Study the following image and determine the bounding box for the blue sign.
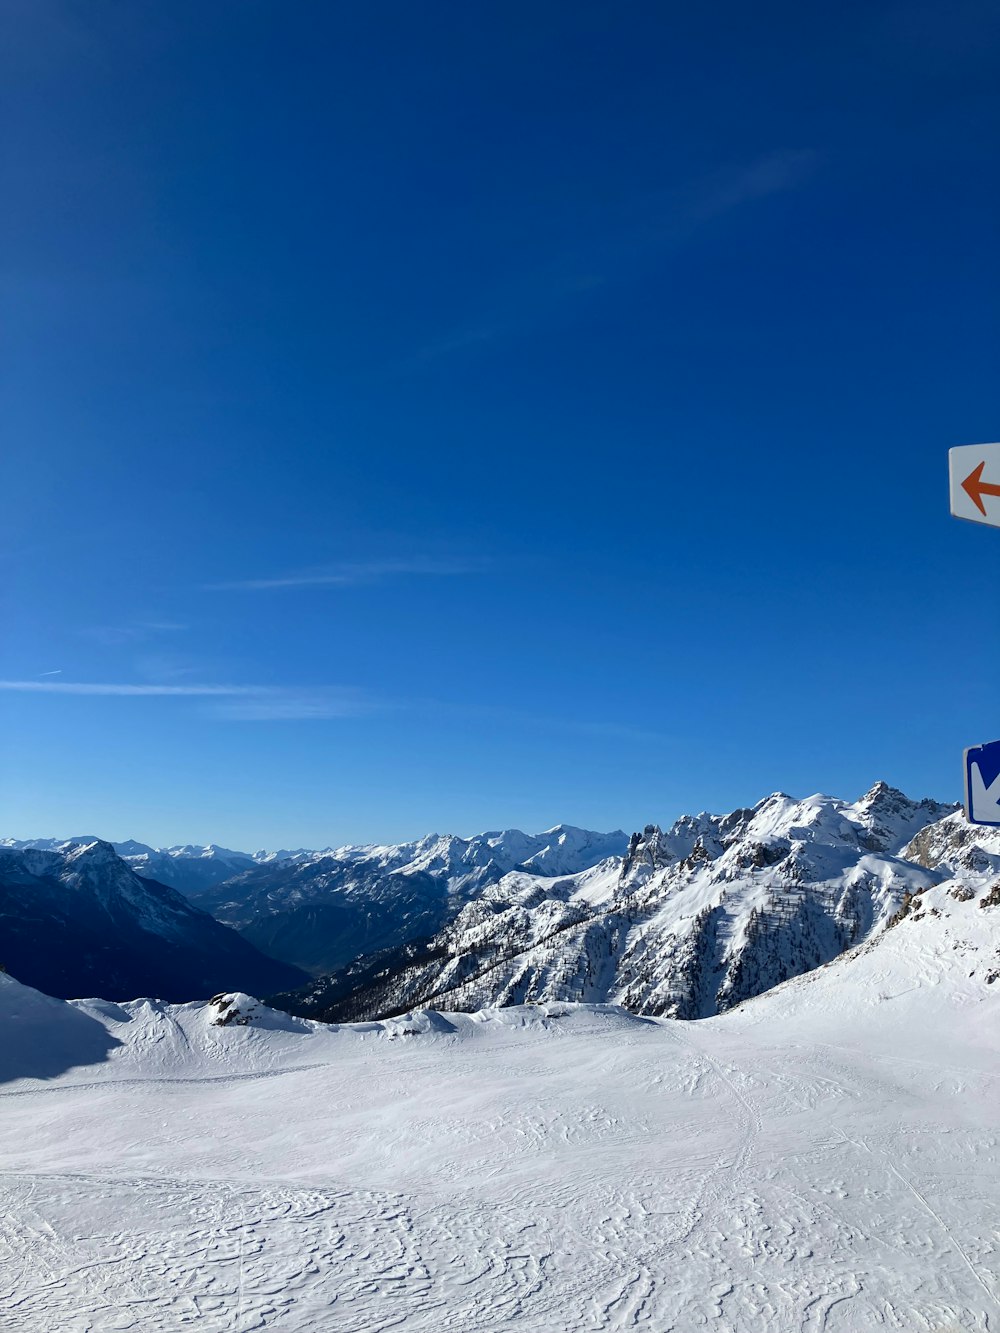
[964,740,1000,825]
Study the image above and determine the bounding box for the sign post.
[951,443,1000,825]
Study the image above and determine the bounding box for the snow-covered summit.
[0,836,260,894]
[847,779,958,853]
[289,783,961,1024]
[167,824,631,977]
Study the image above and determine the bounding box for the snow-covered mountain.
[1,845,997,1331]
[323,825,631,883]
[7,792,961,1007]
[0,837,263,893]
[183,824,630,975]
[0,841,307,1001]
[121,842,261,891]
[0,825,630,980]
[1,825,628,912]
[280,783,959,1022]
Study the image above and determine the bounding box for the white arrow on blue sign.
[964,740,1000,825]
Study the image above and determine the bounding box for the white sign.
[949,442,1000,527]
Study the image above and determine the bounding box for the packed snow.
[1,862,998,1332]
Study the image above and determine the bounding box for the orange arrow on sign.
[961,461,1000,516]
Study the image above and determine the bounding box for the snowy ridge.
[903,807,1000,875]
[3,789,958,1011]
[326,824,631,887]
[287,783,959,1022]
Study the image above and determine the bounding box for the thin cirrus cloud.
[413,148,818,364]
[82,621,189,646]
[677,148,818,223]
[212,694,371,720]
[0,679,374,720]
[416,697,669,745]
[205,557,480,592]
[0,681,256,697]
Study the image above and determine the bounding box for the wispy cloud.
[212,691,371,720]
[0,680,259,697]
[206,557,480,592]
[678,149,818,223]
[82,620,188,646]
[414,697,669,745]
[38,669,62,676]
[0,679,375,720]
[2,676,654,735]
[133,654,205,684]
[412,148,818,364]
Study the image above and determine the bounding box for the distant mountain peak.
[856,779,912,810]
[0,841,307,1002]
[64,838,118,859]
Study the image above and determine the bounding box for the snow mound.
[0,972,122,1083]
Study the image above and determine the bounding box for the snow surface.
[1,864,998,1332]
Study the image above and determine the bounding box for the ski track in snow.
[1,996,999,1333]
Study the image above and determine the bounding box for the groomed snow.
[1,877,998,1331]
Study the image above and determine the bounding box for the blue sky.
[2,1,999,848]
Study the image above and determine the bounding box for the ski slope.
[1,875,998,1332]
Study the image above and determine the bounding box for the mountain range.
[2,783,977,1017]
[1,825,629,979]
[0,840,307,1001]
[182,824,630,975]
[273,782,960,1022]
[0,836,318,893]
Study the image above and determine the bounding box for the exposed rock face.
[208,993,262,1026]
[902,809,1000,875]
